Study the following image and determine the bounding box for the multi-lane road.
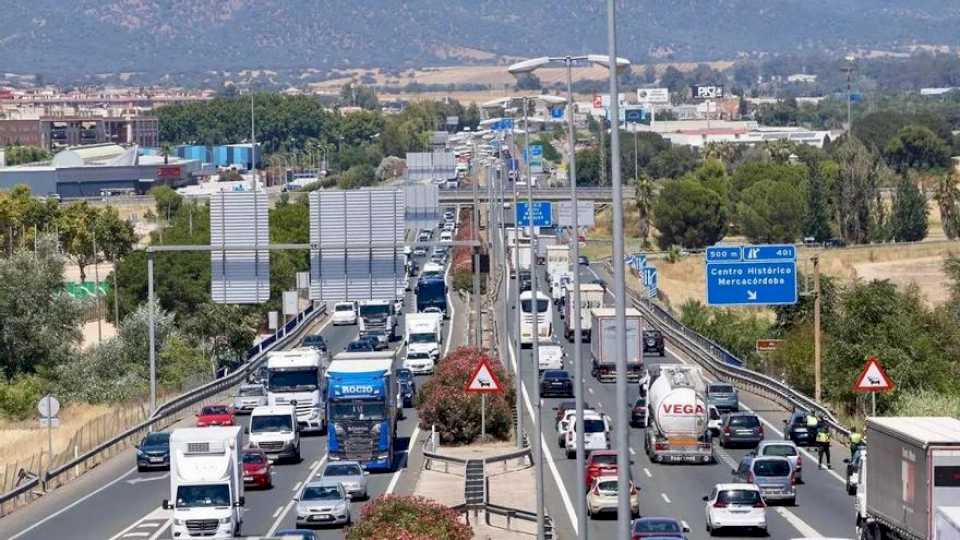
[0,243,465,540]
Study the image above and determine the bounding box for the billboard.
[691,85,725,100]
[637,88,669,104]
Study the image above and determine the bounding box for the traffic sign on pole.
[705,244,798,306]
[853,356,894,393]
[756,339,785,353]
[465,358,503,393]
[516,201,553,227]
[643,266,658,299]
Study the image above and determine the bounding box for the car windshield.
[143,433,169,446]
[176,484,230,507]
[762,445,797,457]
[238,386,264,397]
[335,304,354,312]
[583,419,605,433]
[754,459,791,476]
[359,304,389,317]
[717,489,761,505]
[634,520,681,533]
[710,384,735,394]
[251,414,293,432]
[710,408,721,420]
[347,342,372,352]
[330,400,385,421]
[521,299,550,313]
[302,485,342,501]
[409,333,435,343]
[242,452,267,465]
[324,464,362,477]
[407,351,430,360]
[303,336,325,347]
[729,415,760,427]
[268,368,318,392]
[592,454,617,465]
[201,406,229,415]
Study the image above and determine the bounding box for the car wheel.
[759,526,769,537]
[137,465,145,473]
[294,445,302,463]
[566,449,574,459]
[847,483,856,496]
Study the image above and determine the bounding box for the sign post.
[465,358,503,442]
[38,394,60,487]
[853,356,894,415]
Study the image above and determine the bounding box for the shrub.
[452,270,487,295]
[345,495,472,540]
[417,347,514,444]
[0,374,46,419]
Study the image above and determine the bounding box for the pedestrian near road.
[849,431,865,456]
[816,425,832,469]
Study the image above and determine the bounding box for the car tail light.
[758,424,764,435]
[753,498,766,508]
[713,500,727,508]
[723,426,731,435]
[655,441,669,451]
[789,471,797,485]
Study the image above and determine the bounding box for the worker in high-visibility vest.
[816,426,832,469]
[806,414,819,429]
[849,431,865,456]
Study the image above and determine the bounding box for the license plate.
[243,476,253,481]
[310,515,334,522]
[149,457,164,463]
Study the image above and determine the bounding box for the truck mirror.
[237,496,246,507]
[244,426,249,435]
[162,499,171,510]
[702,495,709,502]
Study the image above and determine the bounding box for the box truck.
[590,307,643,382]
[563,283,605,342]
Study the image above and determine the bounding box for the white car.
[403,350,435,375]
[708,405,722,436]
[537,344,564,372]
[440,230,453,242]
[704,483,767,536]
[413,246,428,256]
[332,301,358,325]
[564,413,610,459]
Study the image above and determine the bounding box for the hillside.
[1,0,958,79]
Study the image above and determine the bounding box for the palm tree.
[635,173,655,249]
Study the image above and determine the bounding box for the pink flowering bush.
[345,495,472,540]
[417,347,515,444]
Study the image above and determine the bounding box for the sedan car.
[719,412,764,448]
[587,476,640,518]
[196,405,235,427]
[360,330,389,350]
[733,455,797,505]
[706,383,740,413]
[630,517,690,539]
[539,370,574,398]
[756,440,803,483]
[630,397,648,428]
[295,480,352,527]
[704,483,767,536]
[345,338,376,353]
[135,432,170,471]
[274,529,318,540]
[242,449,273,489]
[584,450,620,491]
[320,461,368,500]
[233,383,268,414]
[783,409,818,446]
[553,401,593,425]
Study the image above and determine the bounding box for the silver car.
[320,461,368,500]
[295,479,352,527]
[233,384,268,414]
[756,440,803,483]
[734,455,797,505]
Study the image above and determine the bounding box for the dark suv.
[302,334,327,354]
[642,330,664,357]
[783,409,818,447]
[719,412,764,448]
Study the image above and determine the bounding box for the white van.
[248,405,300,462]
[564,412,611,459]
[332,301,358,325]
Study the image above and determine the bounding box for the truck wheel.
[294,444,302,463]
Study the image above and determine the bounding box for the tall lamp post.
[508,53,629,540]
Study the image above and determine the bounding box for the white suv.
[564,413,610,459]
[332,301,358,325]
[704,483,767,536]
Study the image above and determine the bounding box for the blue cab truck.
[415,275,447,314]
[325,351,397,472]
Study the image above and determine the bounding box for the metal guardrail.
[602,261,850,439]
[451,502,555,540]
[0,303,327,513]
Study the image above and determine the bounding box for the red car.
[242,449,273,489]
[584,450,620,491]
[196,405,235,427]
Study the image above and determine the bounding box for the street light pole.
[147,251,157,415]
[606,1,631,537]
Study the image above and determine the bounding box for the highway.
[494,215,857,540]
[0,245,465,540]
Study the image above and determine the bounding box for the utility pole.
[813,255,822,402]
[841,60,854,133]
[472,139,482,347]
[147,252,157,415]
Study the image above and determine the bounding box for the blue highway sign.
[643,266,658,298]
[516,201,553,227]
[705,244,798,306]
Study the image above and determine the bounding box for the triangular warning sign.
[853,356,894,393]
[465,358,503,393]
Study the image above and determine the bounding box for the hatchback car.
[553,401,592,425]
[295,480,352,527]
[630,396,648,428]
[584,450,620,491]
[320,461,368,500]
[540,370,574,398]
[242,449,273,489]
[630,517,690,539]
[703,483,767,536]
[233,383,268,414]
[719,412,764,448]
[331,302,358,326]
[565,414,610,458]
[196,405,235,427]
[706,383,739,413]
[734,455,797,505]
[756,440,803,483]
[135,432,170,471]
[587,476,640,518]
[783,409,818,446]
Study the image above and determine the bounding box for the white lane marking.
[10,465,139,540]
[266,453,328,536]
[681,520,690,532]
[134,522,160,529]
[661,492,672,504]
[643,467,652,478]
[107,509,170,540]
[587,387,594,394]
[310,459,319,469]
[291,480,302,492]
[121,533,149,538]
[385,424,421,495]
[629,447,636,456]
[272,505,283,519]
[507,336,579,535]
[774,506,823,538]
[146,522,171,540]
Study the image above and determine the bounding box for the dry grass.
[0,402,123,466]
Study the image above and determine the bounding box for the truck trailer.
[644,364,713,464]
[563,283,604,342]
[590,307,643,382]
[856,417,960,540]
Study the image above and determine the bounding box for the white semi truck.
[265,348,326,433]
[545,244,570,281]
[644,364,713,464]
[563,283,605,342]
[856,417,960,540]
[164,426,244,539]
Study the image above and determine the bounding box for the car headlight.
[371,423,382,437]
[173,519,185,526]
[219,517,232,525]
[335,424,346,437]
[136,448,144,457]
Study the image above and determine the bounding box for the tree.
[660,66,687,95]
[736,180,805,243]
[635,174,655,248]
[883,125,952,172]
[150,185,183,221]
[804,161,835,242]
[653,179,727,249]
[345,496,472,540]
[2,145,51,166]
[57,202,99,282]
[339,83,379,110]
[890,175,929,242]
[647,146,699,179]
[934,170,960,240]
[833,137,881,244]
[575,147,602,186]
[192,303,259,369]
[514,73,541,91]
[337,164,377,190]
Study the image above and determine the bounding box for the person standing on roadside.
[816,422,832,469]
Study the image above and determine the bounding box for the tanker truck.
[644,364,714,464]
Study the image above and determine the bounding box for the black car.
[518,271,532,292]
[539,370,574,397]
[345,338,375,353]
[136,432,171,471]
[302,334,327,353]
[783,409,818,446]
[630,396,648,428]
[578,255,589,266]
[642,330,664,357]
[396,368,416,408]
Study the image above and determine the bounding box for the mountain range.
[1,0,958,80]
